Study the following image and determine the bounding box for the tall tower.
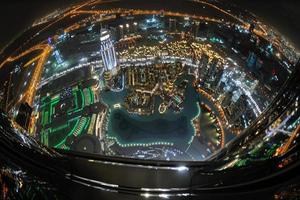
[194,21,200,38]
[48,37,64,65]
[100,29,118,75]
[169,18,177,32]
[118,25,124,39]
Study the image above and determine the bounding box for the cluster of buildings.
[1,5,297,161]
[124,62,186,115]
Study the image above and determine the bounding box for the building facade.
[100,29,118,75]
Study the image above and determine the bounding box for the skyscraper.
[48,37,64,65]
[198,54,209,81]
[227,94,248,123]
[246,51,257,70]
[222,91,233,108]
[118,25,124,39]
[100,29,118,75]
[193,21,200,37]
[207,58,218,79]
[169,18,177,32]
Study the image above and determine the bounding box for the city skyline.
[0,0,299,199]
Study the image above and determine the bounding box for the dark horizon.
[0,0,83,50]
[0,0,300,51]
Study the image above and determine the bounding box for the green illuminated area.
[39,86,95,149]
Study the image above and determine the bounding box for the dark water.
[101,74,201,145]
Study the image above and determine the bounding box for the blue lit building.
[246,51,257,69]
[48,37,64,65]
[54,50,63,64]
[100,29,118,75]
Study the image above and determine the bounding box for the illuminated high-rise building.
[222,91,233,108]
[193,21,200,37]
[227,94,248,123]
[48,37,64,65]
[54,49,63,64]
[198,54,209,81]
[118,25,124,39]
[133,22,138,33]
[100,29,118,75]
[207,58,218,79]
[169,18,177,32]
[246,51,257,69]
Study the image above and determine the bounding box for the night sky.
[0,0,83,49]
[0,0,299,50]
[229,0,300,51]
